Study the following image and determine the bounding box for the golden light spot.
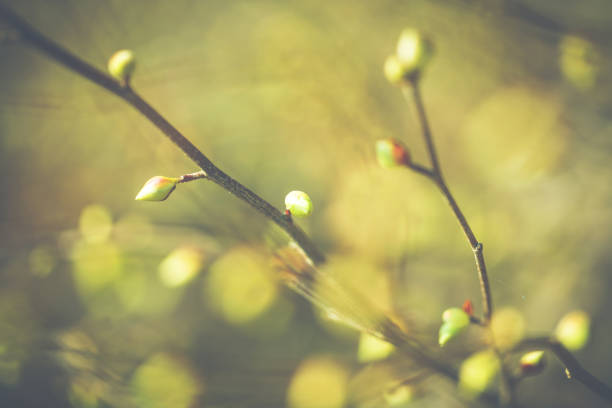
[204,247,278,325]
[130,353,203,408]
[288,356,349,408]
[459,350,500,397]
[560,35,599,90]
[79,204,113,244]
[490,307,525,350]
[159,247,204,288]
[71,241,122,295]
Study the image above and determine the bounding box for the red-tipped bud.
[519,350,546,376]
[376,139,410,168]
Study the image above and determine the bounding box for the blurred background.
[1,0,611,406]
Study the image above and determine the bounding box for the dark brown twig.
[0,4,324,265]
[402,82,493,322]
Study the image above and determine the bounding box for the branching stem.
[403,81,493,322]
[0,4,325,265]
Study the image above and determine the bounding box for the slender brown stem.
[403,85,441,174]
[0,4,325,265]
[514,337,612,403]
[403,80,493,322]
[178,170,207,183]
[435,179,493,321]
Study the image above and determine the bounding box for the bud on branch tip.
[285,191,313,218]
[135,176,179,202]
[439,307,470,346]
[376,139,410,168]
[520,350,546,376]
[384,28,433,85]
[108,49,135,83]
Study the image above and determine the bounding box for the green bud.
[555,310,591,351]
[395,29,433,80]
[439,307,470,346]
[519,350,546,376]
[285,191,313,218]
[135,176,179,201]
[384,55,404,85]
[375,139,410,168]
[108,49,136,83]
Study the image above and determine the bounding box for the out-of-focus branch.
[514,337,612,403]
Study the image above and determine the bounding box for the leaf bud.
[519,350,546,376]
[108,49,136,83]
[284,191,313,218]
[383,55,404,85]
[135,176,179,202]
[375,139,410,168]
[395,28,433,81]
[439,307,470,346]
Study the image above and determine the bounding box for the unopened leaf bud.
[439,307,470,346]
[108,49,135,83]
[384,55,404,85]
[135,176,179,202]
[519,350,546,376]
[376,139,410,168]
[285,191,313,218]
[395,28,433,81]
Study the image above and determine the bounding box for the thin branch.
[0,4,325,265]
[178,170,208,183]
[403,80,493,322]
[403,85,441,174]
[514,337,612,403]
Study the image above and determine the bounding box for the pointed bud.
[519,350,546,376]
[555,310,591,351]
[439,307,470,346]
[396,29,433,81]
[108,49,136,83]
[135,176,179,201]
[285,191,313,218]
[376,139,410,168]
